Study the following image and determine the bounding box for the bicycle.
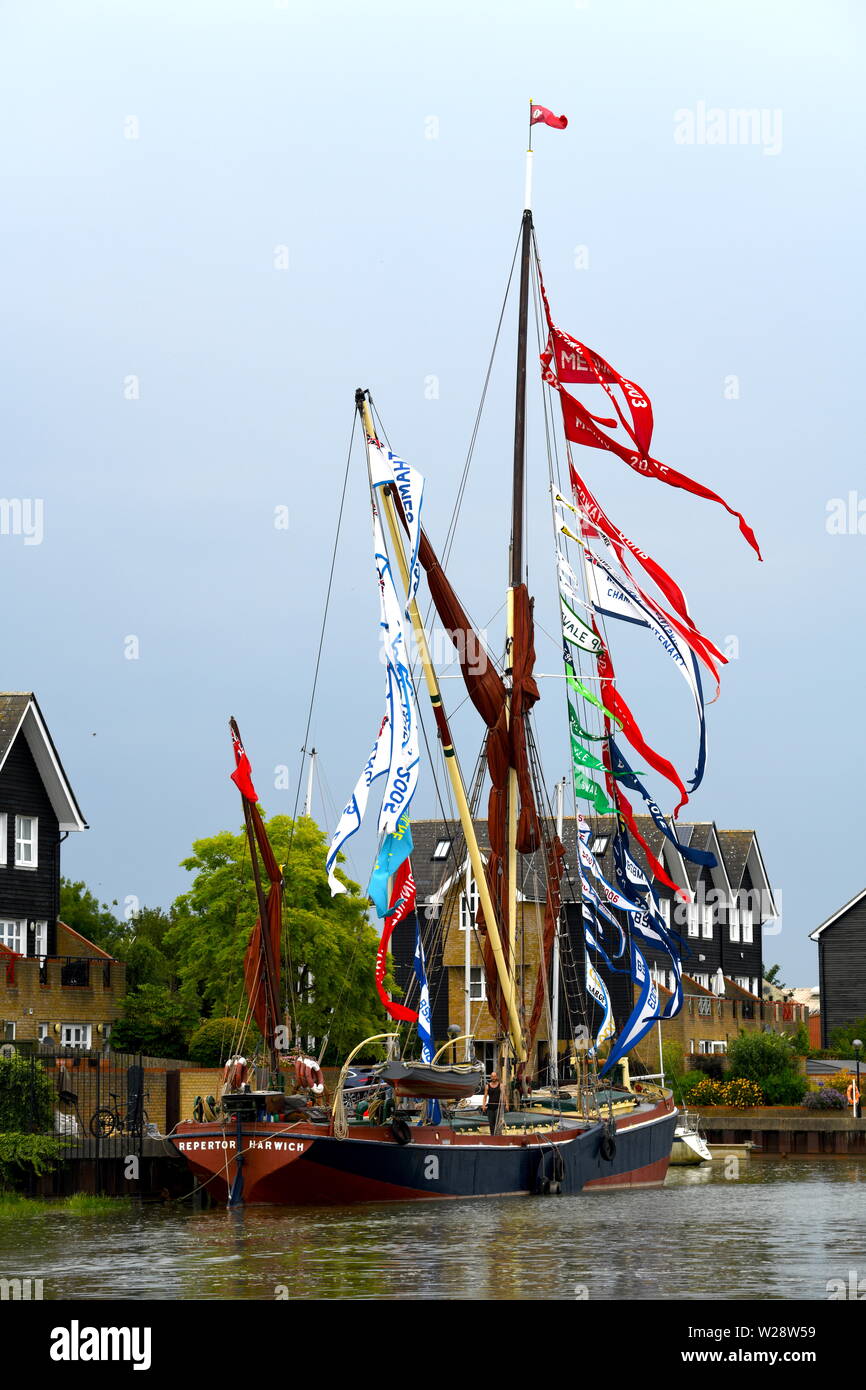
[89,1090,149,1138]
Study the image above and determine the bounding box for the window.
[3,1021,15,1042]
[38,1023,50,1043]
[14,816,38,868]
[432,839,451,860]
[590,835,608,856]
[0,812,6,865]
[686,905,700,938]
[693,972,710,990]
[752,977,760,998]
[459,879,479,930]
[658,899,671,928]
[0,920,23,954]
[469,966,486,1002]
[736,975,750,991]
[729,907,740,942]
[741,911,754,944]
[701,904,713,939]
[32,920,47,960]
[60,1024,91,1049]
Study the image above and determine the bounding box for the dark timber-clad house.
[0,693,125,1049]
[810,891,866,1047]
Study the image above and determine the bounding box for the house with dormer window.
[391,814,795,1076]
[0,693,125,1049]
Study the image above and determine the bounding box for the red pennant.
[570,464,725,689]
[375,859,419,1023]
[230,727,259,803]
[537,268,762,560]
[593,619,690,816]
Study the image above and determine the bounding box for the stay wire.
[288,407,359,858]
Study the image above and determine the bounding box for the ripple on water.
[0,1160,862,1300]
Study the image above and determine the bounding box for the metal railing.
[6,1046,150,1184]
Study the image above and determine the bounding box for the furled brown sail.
[415,522,563,1052]
[241,802,284,1049]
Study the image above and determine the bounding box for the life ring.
[599,1132,617,1163]
[390,1118,412,1146]
[293,1056,324,1090]
[222,1056,248,1090]
[847,1083,861,1105]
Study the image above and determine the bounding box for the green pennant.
[571,762,618,816]
[564,657,622,729]
[566,697,608,743]
[568,704,608,773]
[560,591,603,655]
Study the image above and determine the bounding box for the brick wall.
[179,1069,225,1122]
[2,953,126,1044]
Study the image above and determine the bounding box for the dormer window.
[15,816,38,869]
[432,839,451,860]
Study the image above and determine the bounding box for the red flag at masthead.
[230,720,259,802]
[531,104,568,130]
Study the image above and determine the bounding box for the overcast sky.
[1,0,861,983]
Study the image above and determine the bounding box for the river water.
[1,1160,862,1301]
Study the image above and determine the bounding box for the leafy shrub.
[682,1076,724,1106]
[686,1053,726,1081]
[0,1056,55,1133]
[187,1019,262,1068]
[678,1071,711,1100]
[0,1134,64,1191]
[821,1072,857,1098]
[804,1087,846,1111]
[760,1071,808,1105]
[717,1078,763,1108]
[662,1040,684,1079]
[727,1031,798,1083]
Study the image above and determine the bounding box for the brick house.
[394,815,802,1077]
[0,692,125,1050]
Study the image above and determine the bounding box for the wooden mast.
[356,391,526,1064]
[505,125,535,1047]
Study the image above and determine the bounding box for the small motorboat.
[670,1110,712,1165]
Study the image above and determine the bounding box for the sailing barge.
[172,104,759,1205]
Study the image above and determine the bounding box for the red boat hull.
[171,1095,677,1206]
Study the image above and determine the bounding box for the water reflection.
[1,1160,863,1301]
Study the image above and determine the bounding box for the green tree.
[109,984,199,1059]
[827,1016,866,1055]
[109,905,199,1058]
[762,963,785,989]
[188,1018,262,1067]
[167,814,386,1064]
[59,879,128,956]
